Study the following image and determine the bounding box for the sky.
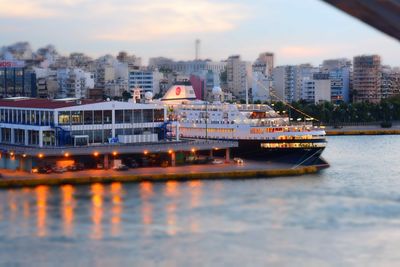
[0,0,399,66]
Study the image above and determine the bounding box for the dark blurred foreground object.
[322,0,400,41]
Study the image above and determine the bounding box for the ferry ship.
[156,84,327,166]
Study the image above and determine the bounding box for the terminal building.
[0,98,167,170]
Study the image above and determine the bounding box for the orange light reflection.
[36,185,49,237]
[90,183,104,240]
[110,182,123,236]
[61,185,75,237]
[140,182,154,233]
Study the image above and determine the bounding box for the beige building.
[353,55,381,103]
[226,55,252,100]
[253,52,274,77]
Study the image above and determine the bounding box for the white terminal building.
[0,98,166,148]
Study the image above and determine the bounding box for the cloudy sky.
[1,0,399,66]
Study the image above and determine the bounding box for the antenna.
[195,39,200,60]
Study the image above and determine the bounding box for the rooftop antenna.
[195,39,200,60]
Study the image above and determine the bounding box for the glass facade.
[0,109,54,126]
[0,67,37,97]
[0,104,165,147]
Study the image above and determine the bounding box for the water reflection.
[90,183,104,240]
[61,185,75,237]
[110,182,123,236]
[188,180,203,233]
[36,186,49,237]
[140,181,154,227]
[164,181,180,236]
[22,188,31,220]
[7,190,18,222]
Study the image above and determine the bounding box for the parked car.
[113,164,129,171]
[52,166,67,173]
[233,157,244,165]
[211,159,223,164]
[67,163,85,171]
[96,163,104,169]
[38,166,52,174]
[160,160,169,168]
[125,159,139,168]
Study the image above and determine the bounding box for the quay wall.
[0,165,322,188]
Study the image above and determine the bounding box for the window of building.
[154,109,164,122]
[124,110,132,123]
[84,111,93,125]
[134,109,142,123]
[58,111,70,125]
[94,110,102,124]
[103,110,112,124]
[71,111,83,125]
[143,109,153,123]
[115,110,124,123]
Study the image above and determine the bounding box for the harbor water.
[1,136,400,266]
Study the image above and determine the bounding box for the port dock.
[0,159,329,188]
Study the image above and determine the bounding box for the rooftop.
[0,98,101,109]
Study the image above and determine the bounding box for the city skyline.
[1,0,399,66]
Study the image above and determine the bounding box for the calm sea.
[1,136,400,267]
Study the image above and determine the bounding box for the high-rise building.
[353,55,381,103]
[57,68,94,99]
[226,55,252,100]
[253,52,274,77]
[0,61,37,98]
[149,57,226,75]
[381,66,400,99]
[128,69,163,98]
[321,58,351,103]
[301,73,331,104]
[272,65,297,102]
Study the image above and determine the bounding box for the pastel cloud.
[0,0,247,41]
[92,0,248,41]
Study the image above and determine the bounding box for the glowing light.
[168,149,173,154]
[93,152,99,157]
[112,151,118,156]
[22,154,27,158]
[64,153,70,157]
[38,153,44,158]
[143,150,148,155]
[214,147,219,151]
[191,148,196,153]
[9,152,14,156]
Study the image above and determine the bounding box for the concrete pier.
[0,159,329,189]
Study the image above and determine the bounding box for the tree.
[122,90,131,102]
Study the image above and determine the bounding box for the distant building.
[272,65,297,102]
[381,66,400,99]
[353,55,381,103]
[0,61,37,98]
[226,55,252,100]
[301,73,331,104]
[149,57,226,75]
[313,73,331,103]
[251,71,272,102]
[128,69,163,98]
[116,51,141,69]
[104,78,129,98]
[252,52,274,77]
[189,75,205,100]
[57,68,94,99]
[321,58,351,103]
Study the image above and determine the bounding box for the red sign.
[175,86,181,96]
[0,61,25,68]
